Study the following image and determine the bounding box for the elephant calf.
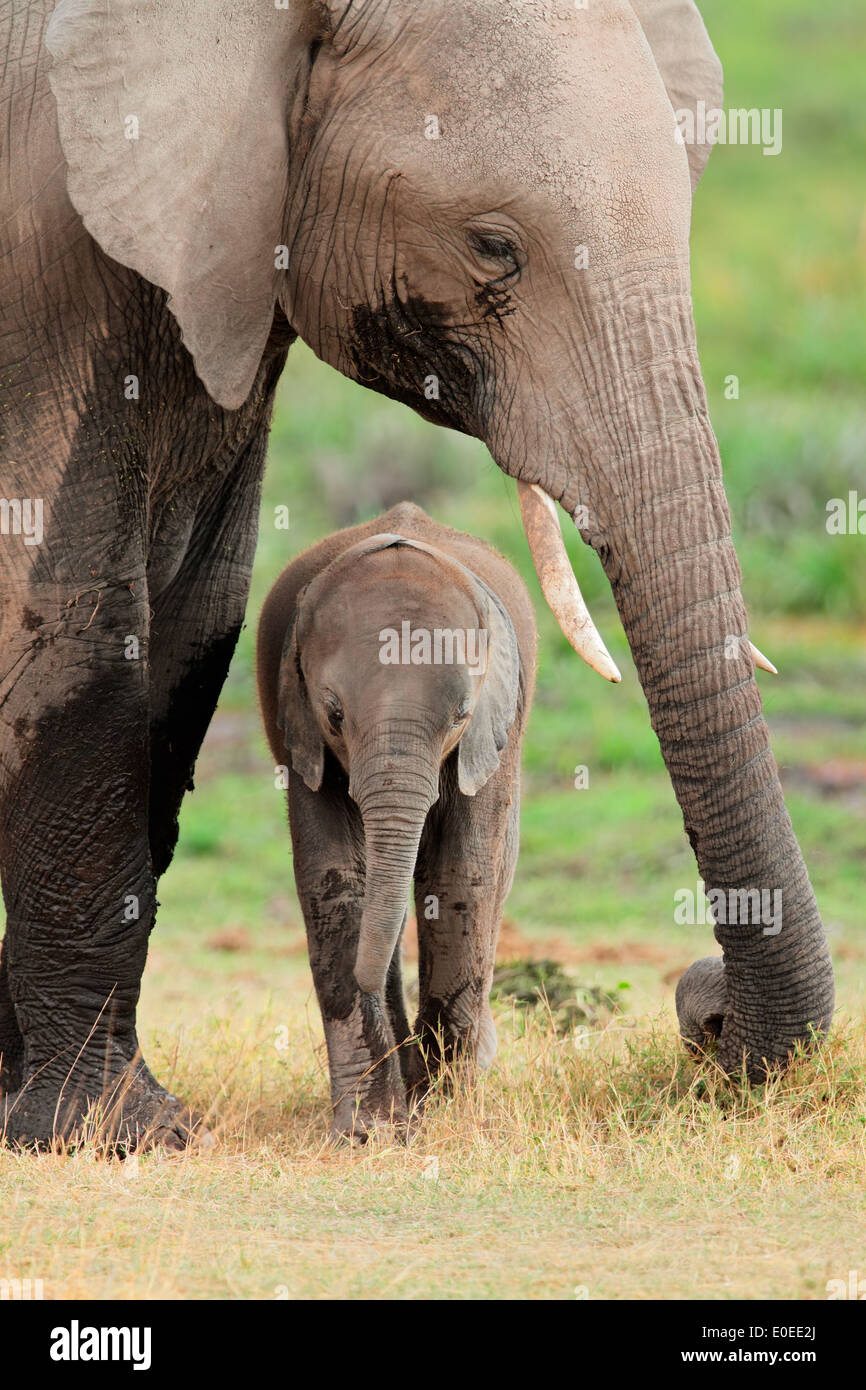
[257,503,536,1140]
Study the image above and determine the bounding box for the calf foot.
[405,1002,494,1110]
[330,1088,408,1146]
[324,990,409,1143]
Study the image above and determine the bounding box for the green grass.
[2,0,865,1300]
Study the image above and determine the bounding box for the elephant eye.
[323,694,344,734]
[465,227,522,280]
[452,701,471,727]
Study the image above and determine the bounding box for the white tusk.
[517,480,621,683]
[749,641,778,676]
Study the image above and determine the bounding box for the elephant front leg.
[147,426,275,878]
[0,946,23,1093]
[288,774,408,1142]
[0,582,206,1151]
[408,774,520,1104]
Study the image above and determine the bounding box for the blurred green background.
[147,0,866,1034]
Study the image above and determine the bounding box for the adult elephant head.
[46,0,833,1076]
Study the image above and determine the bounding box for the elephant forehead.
[358,0,690,259]
[310,552,485,636]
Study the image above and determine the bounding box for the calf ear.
[277,604,323,793]
[629,0,723,192]
[458,587,521,798]
[45,0,320,409]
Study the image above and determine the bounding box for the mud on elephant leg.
[147,438,270,880]
[407,775,519,1106]
[287,771,407,1142]
[0,580,202,1151]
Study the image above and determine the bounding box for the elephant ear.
[457,584,520,799]
[628,0,723,193]
[277,598,324,794]
[45,0,319,410]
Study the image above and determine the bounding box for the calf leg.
[288,772,408,1141]
[385,909,412,1071]
[409,758,521,1102]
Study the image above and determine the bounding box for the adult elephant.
[0,0,833,1149]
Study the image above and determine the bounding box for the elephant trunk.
[349,721,440,997]
[606,454,833,1075]
[516,272,834,1075]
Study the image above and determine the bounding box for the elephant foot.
[404,1006,496,1112]
[329,1094,408,1146]
[404,1037,442,1115]
[0,1054,22,1097]
[476,1004,498,1070]
[329,1062,408,1145]
[324,992,410,1143]
[1,1062,214,1155]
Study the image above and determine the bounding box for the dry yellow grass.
[2,1000,864,1300]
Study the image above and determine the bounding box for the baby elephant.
[257,503,536,1140]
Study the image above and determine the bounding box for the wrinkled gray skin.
[258,504,536,1139]
[0,0,833,1149]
